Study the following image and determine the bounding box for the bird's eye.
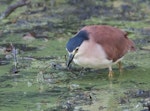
[76,47,79,52]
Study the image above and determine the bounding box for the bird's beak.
[67,53,75,68]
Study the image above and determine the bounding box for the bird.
[66,25,135,77]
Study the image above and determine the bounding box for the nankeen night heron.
[66,25,135,77]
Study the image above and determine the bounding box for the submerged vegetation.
[0,0,150,111]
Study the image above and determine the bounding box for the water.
[0,0,150,110]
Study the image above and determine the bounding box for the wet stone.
[58,91,93,111]
[50,62,63,70]
[0,43,38,52]
[142,98,150,111]
[119,97,130,105]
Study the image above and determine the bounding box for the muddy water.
[0,1,150,110]
[0,36,150,111]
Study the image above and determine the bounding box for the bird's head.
[66,47,79,68]
[66,30,89,68]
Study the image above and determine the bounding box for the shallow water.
[0,37,149,111]
[0,0,150,111]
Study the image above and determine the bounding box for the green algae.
[0,0,150,111]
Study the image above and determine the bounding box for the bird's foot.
[108,70,114,78]
[119,68,123,74]
[118,61,123,73]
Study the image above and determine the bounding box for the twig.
[0,0,30,19]
[10,43,19,73]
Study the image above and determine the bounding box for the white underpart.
[73,40,123,69]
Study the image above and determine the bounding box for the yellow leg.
[118,61,123,73]
[108,66,114,77]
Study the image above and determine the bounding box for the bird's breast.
[73,41,113,68]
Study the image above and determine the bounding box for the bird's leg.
[108,66,113,77]
[118,61,123,73]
